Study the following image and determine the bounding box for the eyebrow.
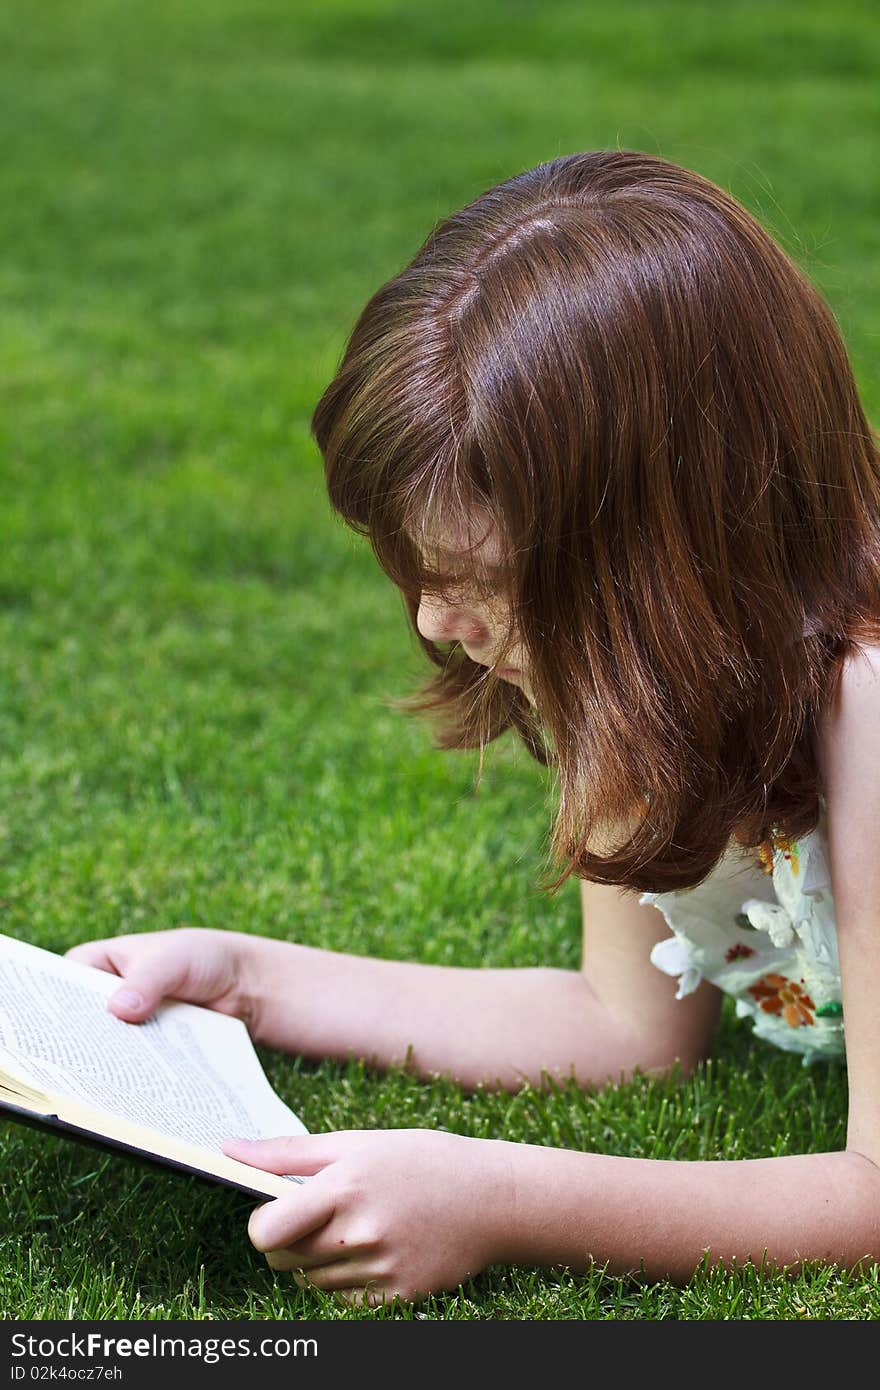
[426,546,504,572]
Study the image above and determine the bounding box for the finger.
[64,942,121,972]
[108,961,192,1020]
[332,1286,389,1309]
[284,1271,380,1305]
[284,1265,389,1310]
[280,1262,386,1296]
[241,1178,338,1252]
[65,940,175,1022]
[263,1243,355,1273]
[259,1222,362,1268]
[222,1135,344,1178]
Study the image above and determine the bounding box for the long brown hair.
[311,150,880,894]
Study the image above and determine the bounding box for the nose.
[416,592,459,644]
[416,592,489,648]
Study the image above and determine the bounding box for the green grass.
[1,0,878,1321]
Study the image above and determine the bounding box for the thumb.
[107,965,176,1022]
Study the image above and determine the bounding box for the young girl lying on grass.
[68,149,880,1305]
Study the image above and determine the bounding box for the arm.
[487,1144,880,1281]
[68,836,718,1095]
[493,642,880,1279]
[226,647,880,1300]
[225,1130,880,1300]
[240,873,720,1092]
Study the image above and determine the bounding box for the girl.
[68,150,880,1305]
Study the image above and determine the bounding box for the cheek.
[490,604,520,646]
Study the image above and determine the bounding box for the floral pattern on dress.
[642,797,845,1063]
[748,973,816,1028]
[725,943,755,963]
[754,834,799,878]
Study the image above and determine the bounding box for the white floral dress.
[642,795,844,1063]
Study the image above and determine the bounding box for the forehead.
[411,513,503,567]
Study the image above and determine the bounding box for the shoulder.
[814,639,880,873]
[814,640,880,787]
[814,641,880,1160]
[839,639,880,687]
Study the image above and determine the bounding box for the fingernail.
[113,989,144,1010]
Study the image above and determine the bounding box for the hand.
[65,927,261,1032]
[221,1128,516,1306]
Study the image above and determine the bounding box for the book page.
[0,934,308,1165]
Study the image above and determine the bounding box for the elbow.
[579,1034,714,1093]
[626,1043,711,1086]
[597,984,721,1088]
[615,1022,717,1087]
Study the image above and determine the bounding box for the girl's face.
[413,517,533,701]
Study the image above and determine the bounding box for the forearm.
[491,1143,880,1279]
[237,936,678,1091]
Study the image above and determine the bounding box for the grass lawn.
[1,0,879,1320]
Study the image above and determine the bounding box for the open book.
[0,932,307,1199]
